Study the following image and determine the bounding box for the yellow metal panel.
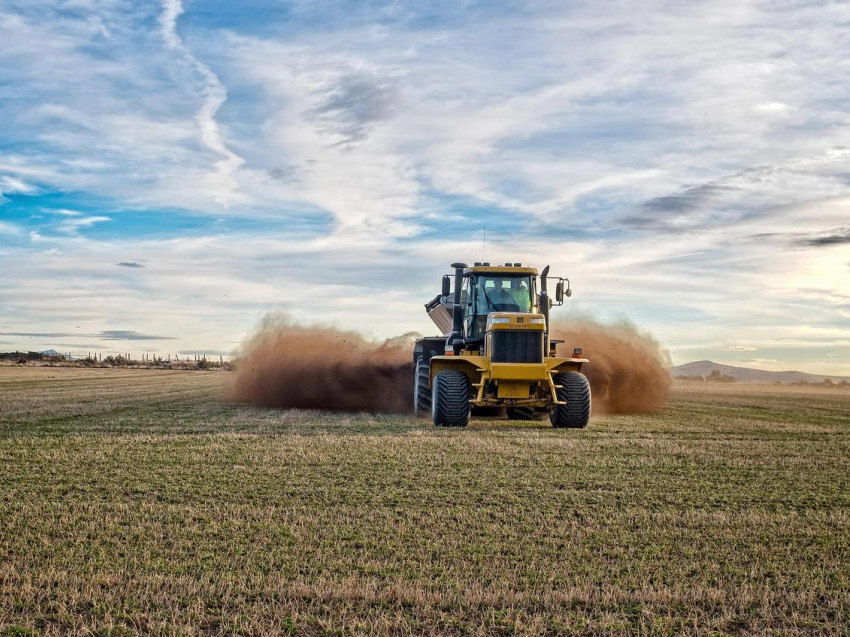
[430,356,488,384]
[497,382,531,398]
[546,357,589,373]
[490,363,547,380]
[486,313,546,332]
[489,322,545,331]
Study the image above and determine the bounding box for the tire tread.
[432,371,470,427]
[414,357,431,418]
[550,372,591,429]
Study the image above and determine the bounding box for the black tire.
[550,372,591,429]
[414,356,431,418]
[506,407,536,420]
[432,371,470,427]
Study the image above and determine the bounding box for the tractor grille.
[491,331,544,364]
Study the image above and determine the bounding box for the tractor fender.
[429,355,486,385]
[547,357,588,375]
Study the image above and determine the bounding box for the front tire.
[432,371,470,427]
[414,356,431,418]
[550,372,591,429]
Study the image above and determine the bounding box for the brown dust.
[550,320,671,413]
[227,315,670,415]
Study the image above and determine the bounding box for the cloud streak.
[0,331,176,341]
[158,0,244,206]
[0,221,21,235]
[795,228,850,247]
[306,70,398,146]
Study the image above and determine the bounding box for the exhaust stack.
[448,262,467,353]
[539,265,551,338]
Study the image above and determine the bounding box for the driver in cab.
[509,278,531,311]
[490,279,514,309]
[487,279,531,311]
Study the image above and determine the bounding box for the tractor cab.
[430,263,568,352]
[461,266,537,339]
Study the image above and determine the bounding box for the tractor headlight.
[529,318,546,324]
[489,317,511,324]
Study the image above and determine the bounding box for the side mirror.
[441,275,451,297]
[554,279,572,304]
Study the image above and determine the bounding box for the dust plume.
[551,319,671,413]
[226,314,415,412]
[227,314,670,415]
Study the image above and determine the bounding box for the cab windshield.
[466,275,534,337]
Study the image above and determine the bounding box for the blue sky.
[1,0,849,373]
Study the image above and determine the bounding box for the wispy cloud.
[0,221,21,235]
[795,227,850,248]
[305,70,398,147]
[0,330,176,341]
[116,261,145,268]
[56,215,111,235]
[158,0,244,206]
[158,0,184,50]
[99,330,175,341]
[0,175,38,197]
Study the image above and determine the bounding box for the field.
[1,367,848,636]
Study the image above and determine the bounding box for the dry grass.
[1,368,848,636]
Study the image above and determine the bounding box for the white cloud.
[57,215,111,233]
[0,175,39,200]
[157,0,245,207]
[0,221,21,235]
[49,208,83,216]
[158,0,183,50]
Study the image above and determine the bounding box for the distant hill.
[671,360,850,384]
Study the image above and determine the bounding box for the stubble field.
[0,366,848,636]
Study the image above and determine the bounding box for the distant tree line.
[675,370,736,383]
[675,371,849,387]
[0,351,232,370]
[793,378,850,387]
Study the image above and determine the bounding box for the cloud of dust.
[550,319,671,414]
[227,314,671,415]
[225,314,416,412]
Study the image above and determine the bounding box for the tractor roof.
[464,265,538,276]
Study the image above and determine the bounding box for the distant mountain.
[39,349,62,357]
[671,360,850,384]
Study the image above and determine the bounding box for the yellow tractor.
[414,262,590,428]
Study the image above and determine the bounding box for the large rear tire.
[506,407,536,420]
[414,356,431,418]
[550,372,591,429]
[432,371,470,427]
